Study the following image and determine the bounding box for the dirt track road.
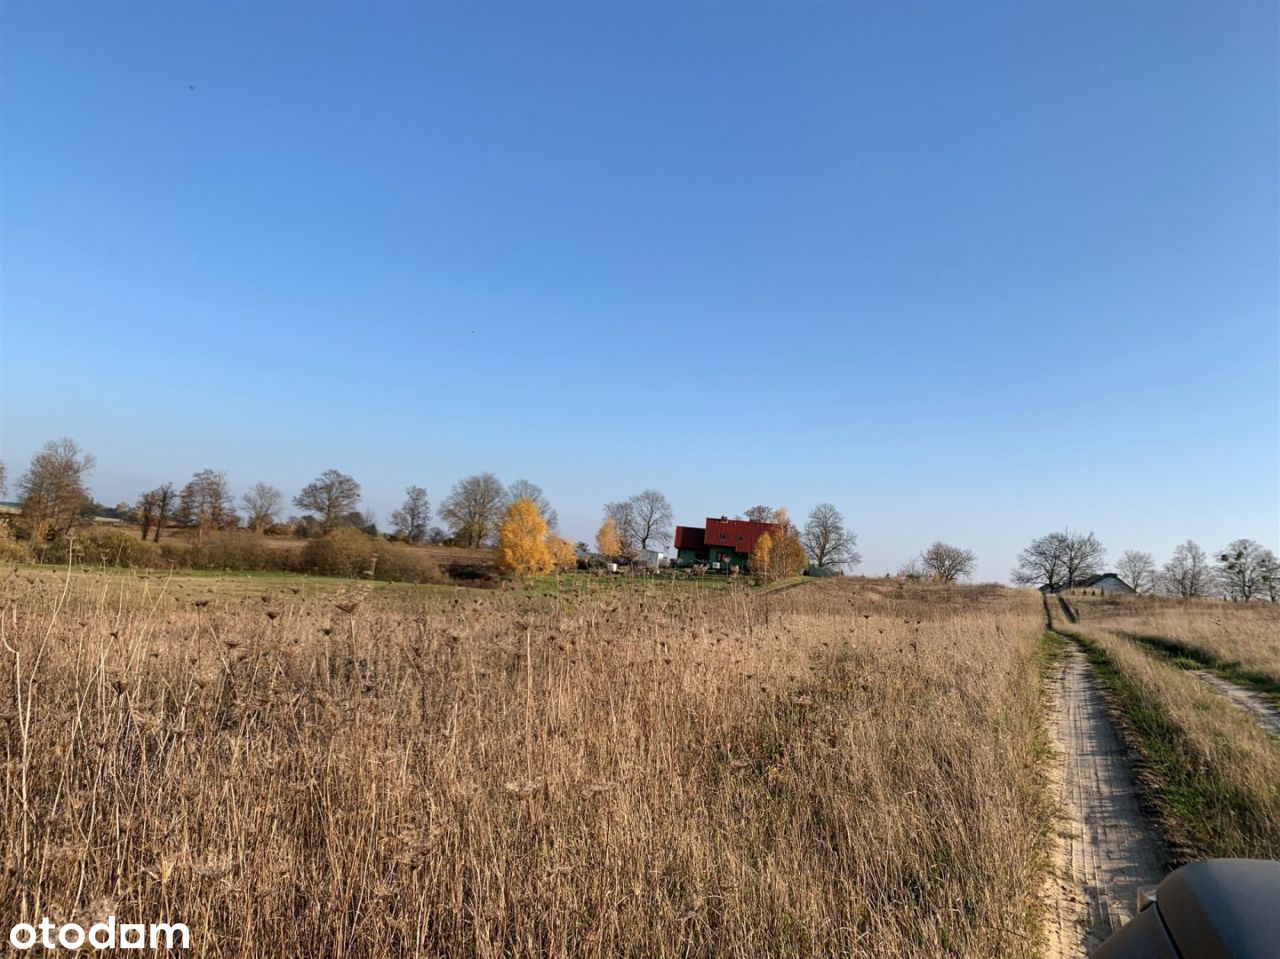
[1188,669,1280,739]
[1044,643,1169,957]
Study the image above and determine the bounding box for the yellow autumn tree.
[750,510,808,580]
[769,508,809,578]
[596,517,621,558]
[547,535,577,571]
[750,531,774,577]
[497,498,553,576]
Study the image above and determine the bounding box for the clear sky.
[2,1,1277,581]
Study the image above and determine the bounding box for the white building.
[1045,573,1134,594]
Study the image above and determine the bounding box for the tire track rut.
[1044,642,1169,957]
[1187,669,1280,739]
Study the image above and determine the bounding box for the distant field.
[1,572,1051,958]
[3,563,771,610]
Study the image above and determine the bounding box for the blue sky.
[2,1,1276,581]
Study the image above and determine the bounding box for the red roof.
[704,517,775,554]
[674,526,705,550]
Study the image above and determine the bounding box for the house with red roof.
[673,516,777,569]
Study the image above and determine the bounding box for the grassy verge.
[1033,626,1067,784]
[1038,628,1066,674]
[1057,626,1280,861]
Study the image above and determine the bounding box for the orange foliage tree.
[595,517,621,559]
[497,498,553,576]
[750,509,808,580]
[547,535,577,571]
[750,532,773,577]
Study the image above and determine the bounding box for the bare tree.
[1116,550,1156,593]
[151,483,176,542]
[801,503,861,570]
[743,505,775,524]
[178,469,236,540]
[1012,529,1103,590]
[136,489,160,541]
[1011,532,1069,590]
[0,460,7,498]
[1257,549,1280,603]
[603,501,641,558]
[1216,539,1270,601]
[390,485,432,544]
[505,479,558,531]
[241,482,283,532]
[17,437,95,540]
[919,541,976,583]
[606,489,673,555]
[1162,540,1213,598]
[631,489,673,552]
[1061,530,1105,587]
[439,472,505,548]
[294,470,362,530]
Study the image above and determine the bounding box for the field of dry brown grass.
[1065,593,1280,685]
[1,569,1051,957]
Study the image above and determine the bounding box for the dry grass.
[1052,603,1280,861]
[2,569,1051,957]
[1068,593,1280,688]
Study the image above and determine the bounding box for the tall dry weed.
[1,569,1049,958]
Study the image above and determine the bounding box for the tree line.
[2,437,571,550]
[1,438,870,580]
[1012,529,1279,602]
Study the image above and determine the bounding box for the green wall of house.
[676,547,750,568]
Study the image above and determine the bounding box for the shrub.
[301,528,379,578]
[168,532,292,572]
[0,523,33,564]
[44,527,163,568]
[373,545,444,585]
[301,529,444,584]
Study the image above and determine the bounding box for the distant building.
[674,516,776,570]
[1040,573,1135,595]
[634,548,668,568]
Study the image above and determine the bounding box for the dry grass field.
[1,568,1052,958]
[1065,593,1280,689]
